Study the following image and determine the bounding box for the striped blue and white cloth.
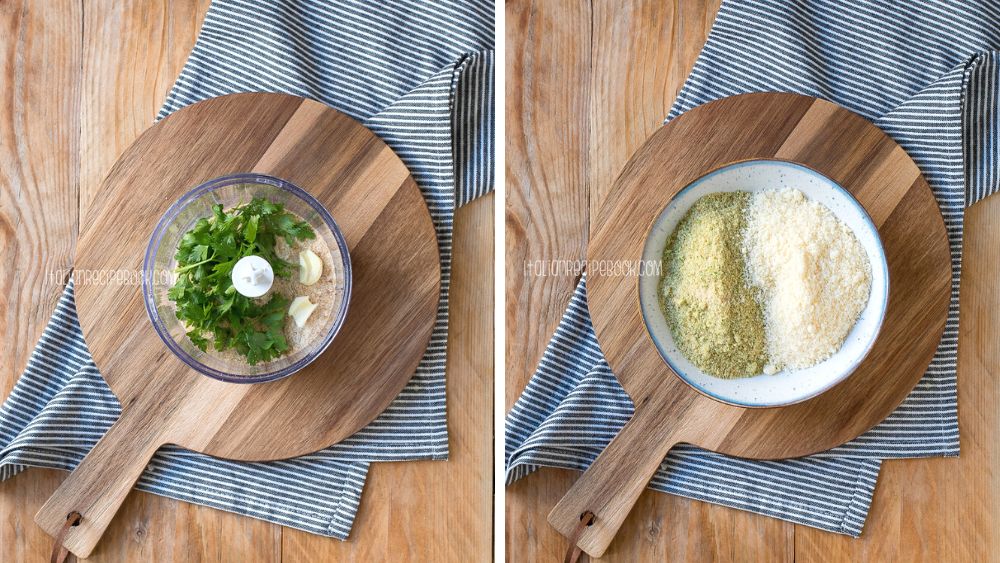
[0,0,493,540]
[506,0,999,536]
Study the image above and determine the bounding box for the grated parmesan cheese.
[743,189,872,373]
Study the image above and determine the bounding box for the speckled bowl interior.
[638,160,890,408]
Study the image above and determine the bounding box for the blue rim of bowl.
[638,159,891,408]
[142,173,353,384]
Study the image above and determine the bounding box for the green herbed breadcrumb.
[658,192,767,378]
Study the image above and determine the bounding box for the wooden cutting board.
[35,93,441,558]
[548,93,952,557]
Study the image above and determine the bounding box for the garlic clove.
[288,295,317,327]
[298,249,323,285]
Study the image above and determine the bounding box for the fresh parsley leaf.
[168,196,314,365]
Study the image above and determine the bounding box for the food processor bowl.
[142,173,351,384]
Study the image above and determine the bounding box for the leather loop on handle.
[36,407,165,559]
[563,511,595,563]
[50,512,81,563]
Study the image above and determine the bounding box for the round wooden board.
[76,92,440,459]
[36,93,440,557]
[549,93,951,556]
[35,94,441,557]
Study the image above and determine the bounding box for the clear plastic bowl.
[142,173,352,384]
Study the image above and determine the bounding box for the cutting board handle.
[35,406,166,559]
[547,387,687,559]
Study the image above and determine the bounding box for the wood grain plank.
[443,195,495,561]
[504,0,592,409]
[588,0,722,221]
[0,0,81,397]
[79,0,213,215]
[0,0,82,560]
[280,194,494,562]
[503,5,593,562]
[795,193,1000,563]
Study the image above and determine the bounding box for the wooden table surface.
[0,1,492,561]
[505,1,999,561]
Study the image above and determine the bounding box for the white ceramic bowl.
[638,160,890,408]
